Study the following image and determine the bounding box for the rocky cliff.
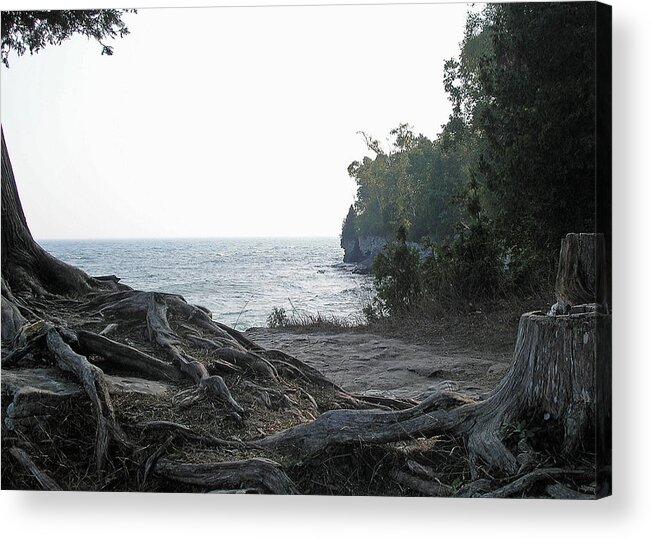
[341,235,387,273]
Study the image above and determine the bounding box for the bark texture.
[554,232,608,311]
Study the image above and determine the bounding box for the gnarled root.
[1,232,608,496]
[145,293,244,419]
[390,469,454,497]
[76,330,180,382]
[9,446,62,490]
[44,326,125,470]
[480,468,593,498]
[130,420,246,449]
[1,293,27,342]
[154,457,298,494]
[185,335,278,379]
[258,391,472,455]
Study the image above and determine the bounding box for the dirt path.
[245,328,513,400]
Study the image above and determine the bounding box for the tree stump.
[553,232,609,313]
[464,232,611,480]
[461,309,610,471]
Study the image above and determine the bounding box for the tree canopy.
[345,124,463,243]
[455,2,598,262]
[1,9,135,67]
[345,2,601,304]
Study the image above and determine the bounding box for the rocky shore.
[341,234,386,274]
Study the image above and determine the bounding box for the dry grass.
[365,293,552,355]
[265,292,551,358]
[267,306,364,332]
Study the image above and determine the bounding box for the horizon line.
[36,235,341,242]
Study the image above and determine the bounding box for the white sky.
[1,2,471,239]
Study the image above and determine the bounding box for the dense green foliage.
[1,9,135,66]
[346,2,600,315]
[340,205,358,244]
[452,2,597,268]
[345,125,463,243]
[369,175,505,317]
[371,226,422,316]
[420,173,505,302]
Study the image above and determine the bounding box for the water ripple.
[40,237,372,329]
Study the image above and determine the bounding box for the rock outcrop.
[341,234,387,273]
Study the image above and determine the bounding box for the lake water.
[39,237,372,330]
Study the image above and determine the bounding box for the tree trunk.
[1,128,115,297]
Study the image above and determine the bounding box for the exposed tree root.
[261,348,339,388]
[455,478,493,497]
[44,326,125,470]
[241,380,298,410]
[390,468,454,497]
[185,335,278,379]
[546,482,593,500]
[1,273,608,497]
[1,293,27,342]
[480,468,592,498]
[1,326,47,368]
[76,330,180,381]
[154,457,298,494]
[130,420,247,449]
[145,293,244,419]
[13,134,614,497]
[9,446,62,490]
[257,391,472,454]
[255,311,609,482]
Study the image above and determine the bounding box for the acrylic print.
[0,2,611,498]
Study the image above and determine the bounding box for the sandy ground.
[245,327,513,400]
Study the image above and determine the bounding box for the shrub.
[372,226,422,315]
[267,306,289,328]
[371,218,508,316]
[420,220,505,305]
[362,296,386,322]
